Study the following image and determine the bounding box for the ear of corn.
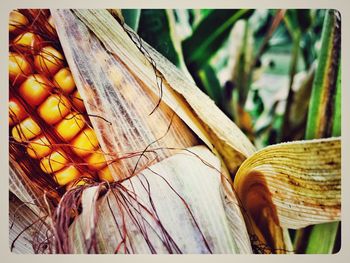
[64,9,342,254]
[9,8,199,197]
[9,9,122,190]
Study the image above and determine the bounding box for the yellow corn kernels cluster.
[9,10,114,188]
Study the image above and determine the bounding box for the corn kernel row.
[9,10,114,187]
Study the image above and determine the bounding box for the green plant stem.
[294,10,341,254]
[305,10,341,139]
[280,31,301,142]
[332,64,341,137]
[305,222,339,254]
[237,21,250,106]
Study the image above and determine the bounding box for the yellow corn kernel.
[85,151,108,170]
[27,135,52,159]
[71,90,86,112]
[13,32,42,53]
[9,10,29,33]
[55,112,85,141]
[98,166,114,182]
[12,117,41,142]
[34,46,64,76]
[9,52,32,85]
[71,128,99,157]
[37,94,71,125]
[19,74,52,107]
[9,97,27,125]
[54,165,80,186]
[66,178,88,190]
[40,150,68,174]
[53,68,76,94]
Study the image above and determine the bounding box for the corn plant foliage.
[182,9,254,68]
[137,10,181,68]
[8,9,341,254]
[121,9,141,31]
[54,9,340,253]
[302,9,341,254]
[306,10,341,140]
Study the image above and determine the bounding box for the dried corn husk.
[52,9,198,181]
[9,193,52,254]
[55,9,256,174]
[65,146,251,254]
[234,137,341,251]
[36,9,253,253]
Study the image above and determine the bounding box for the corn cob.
[9,10,113,189]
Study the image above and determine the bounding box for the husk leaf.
[65,146,252,254]
[234,137,340,252]
[63,9,256,174]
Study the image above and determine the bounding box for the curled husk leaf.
[234,137,340,252]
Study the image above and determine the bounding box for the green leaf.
[196,64,223,108]
[305,9,341,140]
[296,10,313,33]
[183,9,254,68]
[280,30,302,142]
[305,222,339,254]
[138,9,180,66]
[121,9,141,31]
[137,9,190,76]
[300,9,341,254]
[284,10,312,37]
[236,21,251,105]
[332,64,341,137]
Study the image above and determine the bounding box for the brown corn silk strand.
[52,9,198,181]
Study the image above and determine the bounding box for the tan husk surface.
[234,137,341,251]
[65,146,252,254]
[9,193,53,254]
[51,9,199,181]
[61,9,257,174]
